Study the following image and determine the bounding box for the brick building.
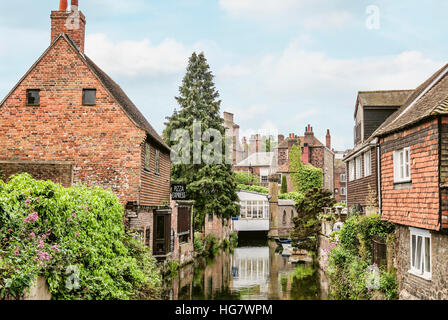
[223,112,245,165]
[343,90,413,213]
[0,1,193,262]
[374,63,448,299]
[333,158,347,204]
[233,152,276,187]
[276,125,334,193]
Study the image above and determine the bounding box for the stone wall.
[395,225,448,300]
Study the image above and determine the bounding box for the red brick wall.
[333,164,346,203]
[51,10,86,53]
[380,119,440,231]
[0,37,146,205]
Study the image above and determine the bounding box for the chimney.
[242,137,248,159]
[326,129,331,149]
[278,134,284,145]
[304,124,314,145]
[302,144,310,164]
[51,0,86,53]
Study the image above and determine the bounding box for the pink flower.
[8,229,12,233]
[72,213,77,218]
[25,199,31,204]
[14,250,19,256]
[50,245,59,252]
[41,234,46,239]
[75,233,80,237]
[24,212,38,223]
[38,240,44,248]
[30,232,35,237]
[37,251,51,261]
[67,218,73,223]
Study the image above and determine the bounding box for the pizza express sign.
[171,184,187,200]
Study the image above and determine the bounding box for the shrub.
[229,231,238,248]
[0,174,161,300]
[236,184,268,194]
[280,175,288,194]
[193,232,204,253]
[234,171,260,186]
[278,192,304,203]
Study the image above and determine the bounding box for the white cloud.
[303,11,352,29]
[219,0,305,18]
[85,33,195,77]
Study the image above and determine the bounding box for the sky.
[1,0,448,151]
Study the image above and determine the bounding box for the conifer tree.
[163,52,239,231]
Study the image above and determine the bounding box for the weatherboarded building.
[0,1,193,262]
[343,90,413,213]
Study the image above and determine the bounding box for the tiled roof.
[0,33,170,152]
[235,152,275,167]
[358,90,414,107]
[375,63,448,137]
[277,136,323,149]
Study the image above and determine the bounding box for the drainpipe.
[377,142,382,215]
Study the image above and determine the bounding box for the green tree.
[280,175,288,194]
[234,171,260,186]
[163,52,239,231]
[291,188,335,251]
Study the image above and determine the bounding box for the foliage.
[204,233,220,256]
[236,184,268,194]
[289,144,323,194]
[229,231,238,248]
[291,264,315,280]
[163,52,239,231]
[163,260,179,278]
[327,213,397,300]
[234,171,260,186]
[193,232,204,253]
[278,192,304,203]
[280,175,288,194]
[291,188,335,251]
[0,174,161,300]
[335,202,347,208]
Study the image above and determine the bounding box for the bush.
[193,232,204,253]
[236,184,268,194]
[0,174,161,300]
[204,233,219,256]
[234,171,260,186]
[229,231,238,248]
[280,175,288,194]
[278,192,304,203]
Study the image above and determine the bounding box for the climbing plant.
[289,144,323,194]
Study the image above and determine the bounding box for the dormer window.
[26,89,40,106]
[82,89,96,105]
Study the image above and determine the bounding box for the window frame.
[155,149,160,175]
[82,89,97,106]
[340,173,346,182]
[355,156,363,180]
[144,143,151,171]
[341,187,346,196]
[409,227,432,280]
[349,160,355,181]
[364,150,372,177]
[394,147,411,183]
[260,175,268,185]
[26,89,40,106]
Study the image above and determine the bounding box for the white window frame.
[355,156,363,180]
[341,187,346,196]
[409,227,432,280]
[349,160,355,182]
[340,174,346,182]
[394,147,411,183]
[364,150,372,177]
[260,175,268,185]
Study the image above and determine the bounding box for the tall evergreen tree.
[163,52,239,231]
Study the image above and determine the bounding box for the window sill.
[26,104,40,106]
[394,180,412,190]
[408,269,432,281]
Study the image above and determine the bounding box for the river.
[163,238,329,300]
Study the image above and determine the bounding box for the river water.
[164,239,329,300]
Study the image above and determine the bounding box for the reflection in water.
[165,240,327,300]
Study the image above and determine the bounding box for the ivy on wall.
[289,144,323,194]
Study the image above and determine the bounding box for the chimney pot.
[59,0,68,11]
[71,0,78,8]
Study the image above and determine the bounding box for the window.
[178,207,191,244]
[290,210,294,223]
[26,89,40,106]
[260,175,268,185]
[239,201,269,220]
[349,161,355,181]
[282,210,287,225]
[409,228,431,280]
[82,89,96,105]
[144,143,151,171]
[341,187,346,196]
[394,147,411,183]
[208,213,214,222]
[355,156,363,180]
[364,150,372,177]
[155,150,160,175]
[340,174,346,182]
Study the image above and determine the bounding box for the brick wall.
[380,119,440,230]
[395,225,448,300]
[333,163,347,203]
[0,35,146,205]
[205,214,231,240]
[346,146,377,210]
[0,160,73,187]
[277,203,297,237]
